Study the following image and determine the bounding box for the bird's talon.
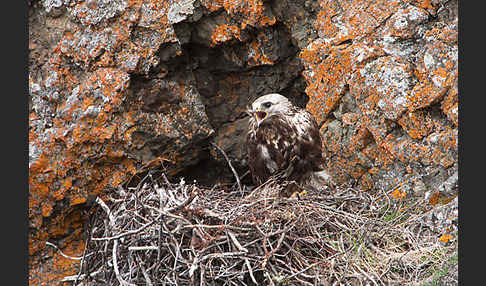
[289,189,307,199]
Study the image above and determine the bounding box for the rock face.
[28,0,458,283]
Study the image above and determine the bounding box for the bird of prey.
[246,93,331,195]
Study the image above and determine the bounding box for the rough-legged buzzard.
[246,93,330,195]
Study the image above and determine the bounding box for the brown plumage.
[246,93,330,193]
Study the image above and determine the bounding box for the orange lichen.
[342,113,359,125]
[428,191,440,205]
[398,110,434,140]
[315,8,338,39]
[441,86,458,127]
[200,0,224,12]
[368,167,378,174]
[213,0,276,29]
[53,177,72,201]
[439,234,452,243]
[391,182,408,200]
[211,24,241,45]
[315,0,400,44]
[70,195,87,206]
[29,153,50,174]
[247,39,274,66]
[41,202,54,217]
[301,43,353,124]
[111,170,127,186]
[382,136,433,165]
[348,124,372,153]
[416,0,436,10]
[408,45,457,112]
[260,14,276,26]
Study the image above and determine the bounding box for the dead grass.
[59,171,457,285]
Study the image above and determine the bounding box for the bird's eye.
[262,102,272,108]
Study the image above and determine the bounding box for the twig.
[182,224,252,231]
[262,231,287,268]
[356,265,378,286]
[199,251,247,263]
[113,239,136,286]
[200,262,206,286]
[245,258,258,285]
[45,241,84,260]
[136,254,153,286]
[92,214,162,241]
[281,263,317,283]
[227,230,248,253]
[128,246,159,251]
[95,197,115,226]
[188,253,199,278]
[60,269,103,282]
[164,186,197,213]
[211,142,242,193]
[73,236,89,285]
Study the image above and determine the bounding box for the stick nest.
[66,171,457,285]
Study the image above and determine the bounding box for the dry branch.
[211,142,242,193]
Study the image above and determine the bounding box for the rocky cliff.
[29,0,457,283]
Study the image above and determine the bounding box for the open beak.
[246,108,268,127]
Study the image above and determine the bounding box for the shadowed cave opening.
[167,23,309,187]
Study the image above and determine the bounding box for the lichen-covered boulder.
[299,0,458,196]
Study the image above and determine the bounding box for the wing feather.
[247,114,295,184]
